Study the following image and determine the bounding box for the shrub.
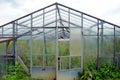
[1,62,30,80]
[78,63,120,80]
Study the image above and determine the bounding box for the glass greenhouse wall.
[0,2,120,80]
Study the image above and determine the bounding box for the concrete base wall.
[31,67,81,80]
[58,69,80,80]
[31,67,56,80]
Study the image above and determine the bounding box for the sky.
[0,0,120,26]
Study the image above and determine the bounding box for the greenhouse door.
[57,27,83,80]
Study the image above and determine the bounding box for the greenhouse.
[0,2,120,80]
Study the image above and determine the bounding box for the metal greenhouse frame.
[0,2,120,80]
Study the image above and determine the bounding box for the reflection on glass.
[70,28,81,55]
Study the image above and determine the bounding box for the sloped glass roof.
[0,2,120,42]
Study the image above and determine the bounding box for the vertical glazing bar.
[114,26,115,60]
[2,27,3,37]
[81,13,83,72]
[100,21,104,57]
[55,4,58,80]
[68,9,71,70]
[16,21,18,37]
[15,21,17,65]
[13,39,16,66]
[60,58,61,70]
[30,15,33,74]
[113,26,116,65]
[43,9,45,69]
[96,19,99,69]
[15,21,17,58]
[13,22,16,66]
[13,22,15,37]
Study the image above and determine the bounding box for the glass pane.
[45,29,56,54]
[32,11,43,27]
[60,57,69,70]
[58,41,69,56]
[103,37,114,56]
[71,56,81,68]
[70,28,81,55]
[115,27,120,60]
[116,37,120,53]
[0,56,6,74]
[70,10,81,27]
[84,36,97,67]
[0,43,6,55]
[45,40,55,54]
[2,24,13,37]
[32,40,43,54]
[7,58,15,73]
[116,37,120,66]
[17,15,31,27]
[44,9,56,27]
[17,40,30,68]
[32,56,43,66]
[44,56,55,66]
